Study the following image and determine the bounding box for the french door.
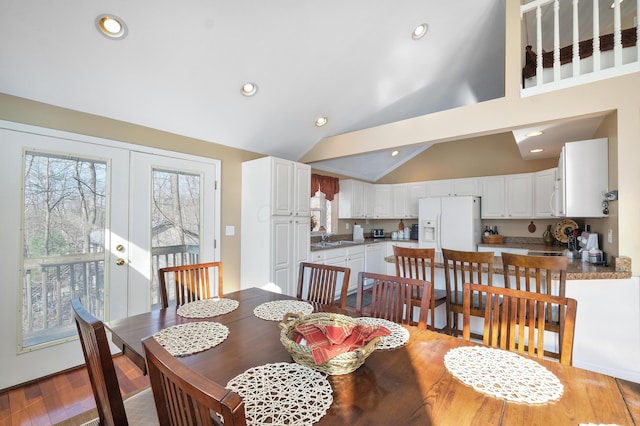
[0,121,219,387]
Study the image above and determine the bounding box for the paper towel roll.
[353,224,364,241]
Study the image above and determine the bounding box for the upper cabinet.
[270,158,311,216]
[363,182,376,218]
[427,178,480,197]
[557,138,609,218]
[373,184,392,218]
[338,179,365,219]
[480,176,506,218]
[505,173,533,218]
[533,168,556,218]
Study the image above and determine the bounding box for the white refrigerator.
[418,196,482,260]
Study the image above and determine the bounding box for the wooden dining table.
[106,287,639,425]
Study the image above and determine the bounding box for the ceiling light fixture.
[412,24,429,40]
[391,150,399,156]
[530,148,544,153]
[96,14,128,40]
[525,131,544,137]
[315,116,328,127]
[241,82,258,96]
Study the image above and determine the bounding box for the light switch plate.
[608,228,613,244]
[226,225,235,236]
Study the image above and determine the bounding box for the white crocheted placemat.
[226,362,333,425]
[253,300,314,321]
[176,298,239,318]
[152,321,229,357]
[444,346,563,404]
[357,317,410,350]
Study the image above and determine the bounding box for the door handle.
[116,258,126,266]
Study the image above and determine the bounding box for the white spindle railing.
[521,0,637,90]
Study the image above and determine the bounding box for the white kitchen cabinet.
[241,156,311,296]
[533,168,557,218]
[364,182,375,218]
[338,179,365,219]
[428,178,479,197]
[373,184,392,218]
[453,178,481,196]
[557,138,609,218]
[392,184,408,218]
[322,245,364,293]
[480,176,506,218]
[427,179,453,197]
[505,173,533,218]
[407,182,428,217]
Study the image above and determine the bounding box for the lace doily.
[176,298,239,318]
[357,317,409,350]
[226,362,333,425]
[152,321,229,357]
[253,300,314,321]
[444,346,563,404]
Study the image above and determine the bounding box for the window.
[310,190,332,234]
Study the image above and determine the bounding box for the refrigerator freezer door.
[440,196,481,252]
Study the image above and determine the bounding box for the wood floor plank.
[1,354,148,425]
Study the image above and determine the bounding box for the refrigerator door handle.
[437,213,442,251]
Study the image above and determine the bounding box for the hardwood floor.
[0,355,148,426]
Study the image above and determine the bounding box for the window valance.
[311,174,339,201]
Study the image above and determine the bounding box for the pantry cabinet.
[241,156,311,296]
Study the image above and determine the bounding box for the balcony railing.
[22,244,199,349]
[521,0,639,94]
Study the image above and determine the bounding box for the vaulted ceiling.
[0,0,506,181]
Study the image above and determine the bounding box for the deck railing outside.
[22,244,198,348]
[521,0,639,93]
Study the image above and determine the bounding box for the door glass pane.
[150,169,201,309]
[22,151,107,350]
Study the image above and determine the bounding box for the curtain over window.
[311,174,339,201]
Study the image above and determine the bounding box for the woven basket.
[482,234,505,244]
[278,312,380,375]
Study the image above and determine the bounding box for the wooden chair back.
[392,246,442,330]
[442,248,494,336]
[462,283,578,365]
[297,262,350,309]
[71,298,128,425]
[357,272,433,330]
[159,261,223,309]
[143,336,246,426]
[501,252,568,297]
[501,252,568,341]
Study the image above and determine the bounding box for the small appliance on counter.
[410,224,419,240]
[353,224,364,242]
[372,229,385,239]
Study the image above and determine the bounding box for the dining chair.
[142,336,246,426]
[357,271,434,330]
[71,299,159,426]
[442,248,494,337]
[501,252,569,360]
[392,245,444,331]
[158,261,223,309]
[462,283,578,365]
[297,262,351,309]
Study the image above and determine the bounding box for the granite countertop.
[382,254,631,280]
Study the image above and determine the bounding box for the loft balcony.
[520,0,639,96]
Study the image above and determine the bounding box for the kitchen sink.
[311,240,360,248]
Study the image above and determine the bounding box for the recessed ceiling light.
[391,150,399,156]
[525,131,544,137]
[530,148,544,153]
[315,116,328,127]
[412,24,429,40]
[241,83,258,96]
[96,14,128,40]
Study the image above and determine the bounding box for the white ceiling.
[2,1,624,182]
[0,0,506,181]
